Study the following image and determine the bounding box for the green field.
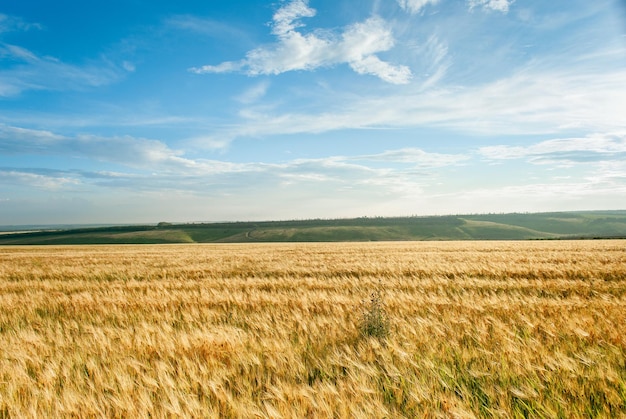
[2,211,626,245]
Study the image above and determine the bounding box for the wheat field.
[0,240,625,418]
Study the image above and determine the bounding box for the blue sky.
[1,0,625,224]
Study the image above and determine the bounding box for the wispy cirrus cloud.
[235,80,270,104]
[0,124,196,171]
[479,133,626,164]
[349,148,468,167]
[190,0,411,84]
[412,34,449,90]
[0,168,80,190]
[397,0,441,15]
[467,0,514,13]
[0,43,130,97]
[1,12,131,97]
[166,15,250,40]
[0,13,43,34]
[398,0,513,14]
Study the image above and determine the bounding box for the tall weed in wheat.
[0,240,625,417]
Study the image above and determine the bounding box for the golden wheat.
[0,241,625,418]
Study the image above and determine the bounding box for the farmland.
[2,210,626,245]
[0,241,625,417]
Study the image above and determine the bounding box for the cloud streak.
[0,169,80,190]
[467,0,514,13]
[479,133,626,164]
[0,124,196,171]
[397,0,441,14]
[398,0,513,14]
[190,0,411,84]
[0,43,129,97]
[1,12,131,97]
[0,13,43,34]
[166,15,250,40]
[350,148,468,167]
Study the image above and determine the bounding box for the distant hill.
[1,211,626,245]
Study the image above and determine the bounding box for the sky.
[1,0,626,225]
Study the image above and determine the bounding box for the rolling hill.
[1,211,626,245]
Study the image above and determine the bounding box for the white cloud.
[341,18,412,83]
[272,0,316,35]
[190,0,411,84]
[468,0,514,13]
[397,0,440,14]
[349,55,411,84]
[191,61,242,74]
